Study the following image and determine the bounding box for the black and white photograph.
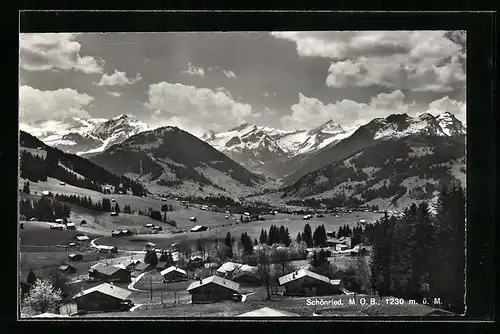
[18,29,468,319]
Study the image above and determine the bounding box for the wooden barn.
[278,269,343,296]
[160,266,188,283]
[88,265,131,283]
[190,225,209,232]
[232,265,260,286]
[186,275,240,304]
[71,283,133,312]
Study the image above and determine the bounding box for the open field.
[94,211,383,251]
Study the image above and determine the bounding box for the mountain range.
[20,111,466,207]
[19,114,150,155]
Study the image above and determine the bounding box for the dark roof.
[134,263,150,272]
[187,275,239,292]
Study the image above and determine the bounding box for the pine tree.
[22,181,30,194]
[224,232,233,259]
[114,203,121,213]
[296,232,302,243]
[26,270,37,286]
[303,224,313,247]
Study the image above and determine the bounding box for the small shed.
[189,217,197,222]
[42,191,51,196]
[110,212,118,217]
[66,223,76,230]
[97,245,118,253]
[160,266,188,283]
[111,231,123,237]
[68,253,83,261]
[58,264,77,275]
[190,225,208,232]
[76,235,90,242]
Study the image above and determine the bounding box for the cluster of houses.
[48,218,76,231]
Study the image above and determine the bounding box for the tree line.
[19,148,147,197]
[368,184,465,313]
[258,225,292,247]
[19,196,71,222]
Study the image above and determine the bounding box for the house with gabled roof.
[88,264,131,282]
[186,275,240,304]
[190,225,209,232]
[160,266,188,283]
[278,269,343,296]
[71,283,133,312]
[238,307,299,317]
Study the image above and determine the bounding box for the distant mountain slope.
[19,130,147,196]
[282,112,466,186]
[19,114,150,155]
[202,120,354,178]
[89,126,265,197]
[281,134,465,209]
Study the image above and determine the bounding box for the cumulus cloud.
[223,70,236,79]
[272,31,465,92]
[181,63,205,77]
[106,91,122,97]
[19,85,94,123]
[282,90,413,130]
[144,82,252,136]
[95,70,142,87]
[19,33,103,73]
[425,96,466,123]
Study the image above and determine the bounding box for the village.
[19,187,454,318]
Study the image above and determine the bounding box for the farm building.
[190,225,209,232]
[89,265,131,282]
[96,245,118,253]
[66,223,76,230]
[186,275,240,304]
[111,231,122,237]
[60,182,66,185]
[42,191,51,196]
[326,237,352,249]
[75,235,90,242]
[50,224,64,230]
[68,253,83,261]
[110,212,118,217]
[238,307,299,317]
[216,262,242,276]
[232,265,260,285]
[160,266,188,282]
[118,260,141,271]
[71,283,133,312]
[55,219,64,224]
[58,264,77,275]
[89,263,107,272]
[278,269,343,296]
[189,216,197,222]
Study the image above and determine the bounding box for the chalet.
[121,230,132,236]
[71,283,133,312]
[110,212,118,217]
[303,214,313,220]
[190,217,197,222]
[42,191,51,196]
[66,223,76,230]
[200,205,208,211]
[96,245,118,254]
[160,266,188,282]
[89,265,131,282]
[68,253,83,261]
[68,242,76,247]
[145,224,154,228]
[243,212,250,217]
[60,182,66,185]
[58,264,77,275]
[153,226,162,231]
[75,235,90,242]
[232,265,260,285]
[55,219,64,224]
[216,262,242,277]
[186,275,240,304]
[190,225,208,232]
[278,269,343,296]
[238,307,299,317]
[111,231,123,237]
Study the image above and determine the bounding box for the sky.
[19,31,466,137]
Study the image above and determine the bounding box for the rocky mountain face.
[88,126,265,197]
[202,120,353,178]
[19,114,150,155]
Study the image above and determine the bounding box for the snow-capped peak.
[308,119,344,135]
[436,112,465,136]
